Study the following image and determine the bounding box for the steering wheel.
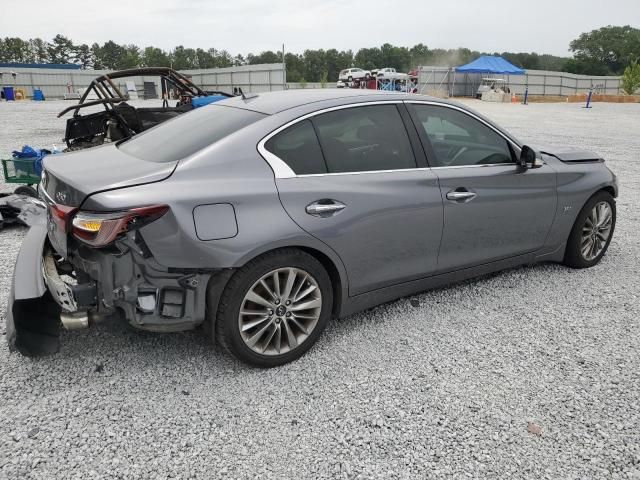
[448,146,468,165]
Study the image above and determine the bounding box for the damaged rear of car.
[7,103,267,356]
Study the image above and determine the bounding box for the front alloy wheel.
[564,191,616,268]
[580,201,613,261]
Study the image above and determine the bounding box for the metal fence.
[416,66,623,97]
[0,63,285,99]
[1,63,623,99]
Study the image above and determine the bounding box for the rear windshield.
[118,104,265,162]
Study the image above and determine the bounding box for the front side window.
[312,105,416,173]
[410,104,514,167]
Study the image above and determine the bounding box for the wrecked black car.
[58,67,232,151]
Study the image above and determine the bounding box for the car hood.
[42,143,177,207]
[535,144,602,162]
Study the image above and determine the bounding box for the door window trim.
[404,100,522,169]
[257,99,524,178]
[258,100,426,179]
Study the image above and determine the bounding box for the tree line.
[1,26,638,82]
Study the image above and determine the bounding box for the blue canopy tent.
[453,56,525,97]
[455,56,525,75]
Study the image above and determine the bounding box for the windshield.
[118,104,265,163]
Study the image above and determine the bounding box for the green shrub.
[621,61,640,95]
[320,72,328,88]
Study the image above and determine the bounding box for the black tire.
[348,76,353,82]
[563,190,616,268]
[214,248,333,367]
[14,185,38,198]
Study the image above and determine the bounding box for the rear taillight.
[71,205,169,247]
[49,203,77,233]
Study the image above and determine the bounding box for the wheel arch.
[206,243,348,330]
[297,246,344,317]
[599,185,617,199]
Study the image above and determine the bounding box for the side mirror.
[518,145,543,170]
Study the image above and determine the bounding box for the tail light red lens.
[71,205,169,247]
[49,204,77,233]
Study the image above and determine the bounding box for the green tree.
[142,46,171,67]
[621,60,640,94]
[170,46,198,69]
[501,52,540,70]
[93,41,127,70]
[194,48,214,68]
[409,43,430,68]
[320,71,328,87]
[47,34,75,63]
[569,25,640,74]
[1,37,31,62]
[354,46,382,70]
[215,50,234,68]
[379,43,411,70]
[73,44,93,69]
[303,49,328,82]
[564,57,610,76]
[247,50,281,64]
[284,52,304,82]
[119,44,141,69]
[28,38,50,63]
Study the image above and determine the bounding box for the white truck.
[338,68,371,82]
[376,68,408,80]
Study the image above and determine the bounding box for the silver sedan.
[7,89,618,367]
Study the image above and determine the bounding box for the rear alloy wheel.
[564,191,616,268]
[215,249,332,367]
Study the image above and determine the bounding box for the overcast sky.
[2,0,638,57]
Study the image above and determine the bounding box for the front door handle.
[446,189,477,202]
[305,200,346,217]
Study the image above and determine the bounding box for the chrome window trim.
[429,163,519,170]
[282,167,432,179]
[257,99,522,179]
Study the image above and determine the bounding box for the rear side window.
[264,120,327,175]
[119,104,265,163]
[312,105,416,173]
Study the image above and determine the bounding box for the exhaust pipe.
[60,311,89,330]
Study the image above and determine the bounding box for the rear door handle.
[446,189,477,202]
[305,200,346,217]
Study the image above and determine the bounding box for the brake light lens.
[71,205,169,247]
[49,203,77,232]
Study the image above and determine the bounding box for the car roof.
[210,89,521,146]
[216,89,430,115]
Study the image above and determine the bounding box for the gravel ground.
[0,99,639,479]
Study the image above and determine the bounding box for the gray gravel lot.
[0,99,639,479]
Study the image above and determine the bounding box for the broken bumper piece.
[7,229,97,356]
[0,193,46,229]
[6,224,63,356]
